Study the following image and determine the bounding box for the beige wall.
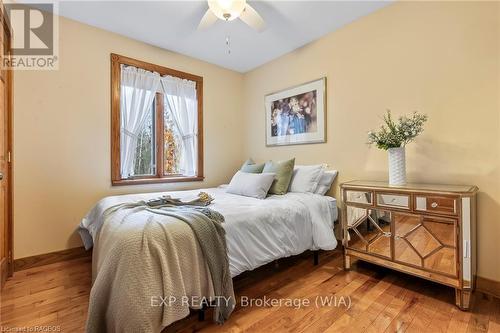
[242,1,500,280]
[13,17,244,258]
[13,1,500,282]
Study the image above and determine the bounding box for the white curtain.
[120,65,160,178]
[161,75,198,177]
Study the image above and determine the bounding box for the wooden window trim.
[110,53,204,186]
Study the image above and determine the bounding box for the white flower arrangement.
[367,110,428,150]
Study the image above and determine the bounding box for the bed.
[79,186,338,332]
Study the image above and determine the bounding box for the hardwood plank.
[426,309,453,333]
[365,293,407,333]
[448,306,473,333]
[350,277,410,332]
[1,251,500,333]
[382,279,426,333]
[297,268,385,332]
[323,274,400,332]
[467,293,492,333]
[289,271,373,332]
[241,266,365,332]
[487,298,500,333]
[404,285,443,332]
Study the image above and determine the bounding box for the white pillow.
[289,164,325,193]
[314,170,338,195]
[226,171,276,199]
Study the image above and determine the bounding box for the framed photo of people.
[265,77,326,147]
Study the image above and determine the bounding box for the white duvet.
[79,187,338,277]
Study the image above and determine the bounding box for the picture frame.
[265,77,326,147]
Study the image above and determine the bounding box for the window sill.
[112,176,204,186]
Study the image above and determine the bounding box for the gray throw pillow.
[241,158,265,173]
[226,171,275,199]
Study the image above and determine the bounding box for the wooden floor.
[1,250,499,333]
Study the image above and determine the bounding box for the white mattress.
[79,187,338,277]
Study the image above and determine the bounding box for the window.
[133,99,155,176]
[111,54,203,185]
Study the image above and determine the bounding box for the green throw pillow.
[262,158,295,195]
[241,158,265,173]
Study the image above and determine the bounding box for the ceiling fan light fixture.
[208,0,247,21]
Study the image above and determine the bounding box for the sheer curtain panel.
[161,76,198,177]
[120,65,160,178]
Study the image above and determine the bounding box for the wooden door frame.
[6,42,13,279]
[1,1,14,286]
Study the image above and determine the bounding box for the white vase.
[388,147,406,185]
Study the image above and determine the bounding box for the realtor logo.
[3,2,58,69]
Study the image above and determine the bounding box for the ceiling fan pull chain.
[225,35,231,55]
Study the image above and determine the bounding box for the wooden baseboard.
[476,276,500,299]
[13,247,91,272]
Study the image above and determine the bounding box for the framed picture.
[265,77,326,146]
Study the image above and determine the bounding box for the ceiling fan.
[198,0,266,32]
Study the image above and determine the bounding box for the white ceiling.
[55,0,391,72]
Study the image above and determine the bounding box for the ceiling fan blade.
[239,4,266,32]
[198,9,218,30]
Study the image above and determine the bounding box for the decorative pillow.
[262,158,295,195]
[226,171,275,199]
[289,164,326,193]
[314,170,338,195]
[240,158,265,174]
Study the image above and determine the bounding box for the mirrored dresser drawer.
[415,194,458,216]
[345,190,373,206]
[376,192,410,209]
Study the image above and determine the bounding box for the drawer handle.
[431,202,438,208]
[391,198,397,202]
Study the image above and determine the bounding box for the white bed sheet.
[79,187,338,277]
[325,196,338,223]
